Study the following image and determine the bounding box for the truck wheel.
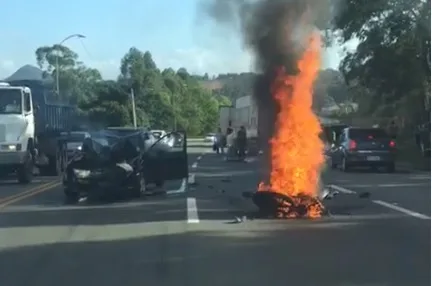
[17,151,33,184]
[60,145,67,172]
[48,149,62,176]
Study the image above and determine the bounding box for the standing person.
[236,126,247,160]
[225,128,236,161]
[387,119,399,139]
[214,128,224,154]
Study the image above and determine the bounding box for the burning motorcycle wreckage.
[62,130,188,203]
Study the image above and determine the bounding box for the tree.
[35,44,102,103]
[33,44,232,134]
[332,0,431,124]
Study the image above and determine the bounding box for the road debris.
[252,191,325,219]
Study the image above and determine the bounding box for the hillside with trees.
[5,46,232,136]
[329,0,430,128]
[198,69,351,111]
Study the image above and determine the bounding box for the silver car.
[204,133,216,143]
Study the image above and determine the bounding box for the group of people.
[212,126,247,161]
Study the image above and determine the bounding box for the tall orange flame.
[258,33,324,218]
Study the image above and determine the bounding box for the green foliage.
[331,0,431,125]
[35,45,229,135]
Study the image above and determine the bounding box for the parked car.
[204,133,216,142]
[329,127,397,172]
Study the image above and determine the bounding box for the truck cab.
[0,82,35,182]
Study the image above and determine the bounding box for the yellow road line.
[0,180,58,204]
[0,181,61,208]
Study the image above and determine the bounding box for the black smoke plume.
[200,0,332,175]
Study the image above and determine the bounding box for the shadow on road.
[0,222,429,286]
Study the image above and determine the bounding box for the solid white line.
[328,184,356,194]
[342,183,429,188]
[373,200,431,220]
[187,197,199,223]
[330,184,431,220]
[191,162,198,168]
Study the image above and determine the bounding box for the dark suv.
[330,127,397,172]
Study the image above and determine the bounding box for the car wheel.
[341,157,350,172]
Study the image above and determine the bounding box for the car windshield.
[349,128,389,140]
[0,89,22,114]
[67,133,88,142]
[107,128,139,137]
[97,136,118,146]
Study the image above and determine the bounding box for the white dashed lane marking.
[187,197,199,223]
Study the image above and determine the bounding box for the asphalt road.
[0,139,430,286]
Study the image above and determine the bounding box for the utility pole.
[55,33,86,97]
[172,94,177,131]
[130,88,137,128]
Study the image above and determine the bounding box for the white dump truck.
[219,95,259,138]
[0,80,77,183]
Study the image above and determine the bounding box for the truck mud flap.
[158,131,188,181]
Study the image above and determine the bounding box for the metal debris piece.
[319,187,339,200]
[252,191,325,218]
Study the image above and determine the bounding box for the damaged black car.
[62,129,188,202]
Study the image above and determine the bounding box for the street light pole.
[130,88,137,128]
[55,33,86,96]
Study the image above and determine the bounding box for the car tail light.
[349,140,357,150]
[389,140,396,148]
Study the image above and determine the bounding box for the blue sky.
[0,0,347,79]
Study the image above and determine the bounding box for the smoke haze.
[199,0,334,173]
